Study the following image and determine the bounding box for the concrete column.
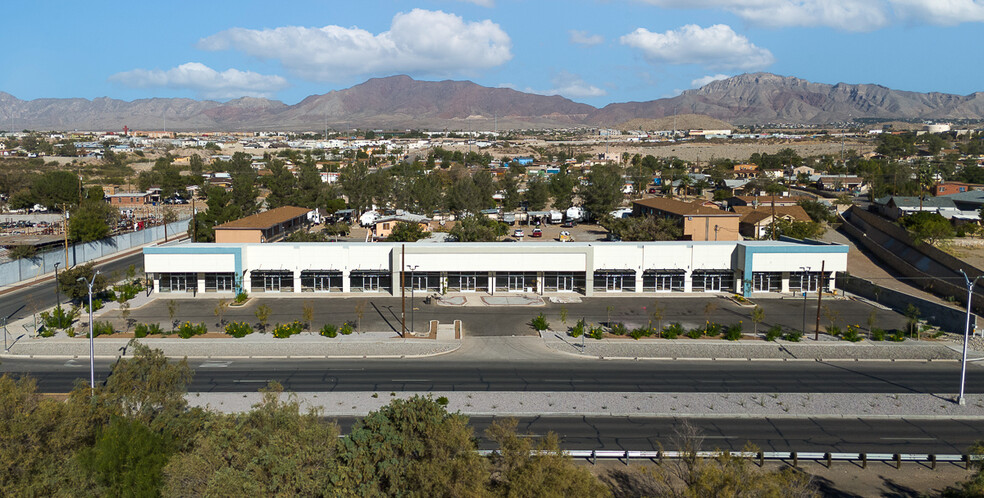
[294,269,302,293]
[342,269,351,293]
[781,272,790,294]
[635,272,644,293]
[153,275,160,293]
[198,273,206,294]
[684,269,693,293]
[242,271,252,294]
[537,272,544,295]
[584,271,594,297]
[488,272,494,295]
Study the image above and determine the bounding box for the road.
[2,357,980,394]
[328,415,984,454]
[0,250,145,324]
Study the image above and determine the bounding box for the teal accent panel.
[143,245,244,293]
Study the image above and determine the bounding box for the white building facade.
[143,240,848,299]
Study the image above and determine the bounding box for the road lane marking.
[232,380,270,383]
[879,437,937,441]
[397,379,432,382]
[199,361,231,368]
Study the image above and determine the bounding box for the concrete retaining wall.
[0,218,189,287]
[836,273,975,333]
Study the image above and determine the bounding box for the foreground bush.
[176,322,207,339]
[134,323,163,338]
[662,322,684,339]
[272,321,303,339]
[93,321,116,337]
[224,321,252,338]
[320,323,338,338]
[530,313,550,332]
[765,324,783,342]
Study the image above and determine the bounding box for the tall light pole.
[78,270,100,391]
[408,264,419,334]
[53,262,61,310]
[958,269,981,405]
[800,266,810,336]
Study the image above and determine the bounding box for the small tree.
[255,304,272,333]
[559,305,568,326]
[59,263,108,302]
[650,300,666,337]
[703,301,718,323]
[302,301,314,332]
[355,300,367,332]
[385,221,427,242]
[606,305,614,328]
[866,310,878,339]
[166,300,179,331]
[213,299,229,328]
[750,305,765,336]
[119,300,132,332]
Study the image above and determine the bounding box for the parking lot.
[106,294,906,338]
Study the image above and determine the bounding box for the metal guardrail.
[476,449,984,469]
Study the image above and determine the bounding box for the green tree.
[80,416,171,496]
[751,305,765,336]
[601,215,682,241]
[68,200,117,242]
[764,218,826,240]
[334,395,488,496]
[163,384,339,496]
[449,215,508,242]
[548,168,577,209]
[486,418,608,497]
[943,441,984,497]
[524,176,550,211]
[387,221,427,242]
[901,212,955,245]
[58,263,107,301]
[264,159,298,209]
[581,164,624,220]
[32,170,81,209]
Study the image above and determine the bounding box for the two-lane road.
[2,357,980,394]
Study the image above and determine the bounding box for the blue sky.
[3,0,983,106]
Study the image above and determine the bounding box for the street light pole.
[78,271,100,391]
[958,269,980,405]
[53,262,61,310]
[800,266,810,336]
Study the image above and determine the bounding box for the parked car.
[560,220,575,228]
[513,229,525,237]
[530,228,543,238]
[604,232,622,242]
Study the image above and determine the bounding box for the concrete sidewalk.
[0,332,460,360]
[540,330,973,361]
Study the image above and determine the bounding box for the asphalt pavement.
[3,356,981,394]
[327,415,984,454]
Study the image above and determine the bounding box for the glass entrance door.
[606,275,624,292]
[508,275,524,291]
[363,274,380,292]
[264,275,281,292]
[557,274,574,292]
[412,275,428,291]
[703,275,722,292]
[170,274,188,292]
[461,275,477,292]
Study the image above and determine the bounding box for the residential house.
[727,195,808,210]
[631,197,741,241]
[733,164,759,179]
[734,205,812,239]
[873,196,961,221]
[214,206,312,243]
[816,175,865,194]
[935,182,984,196]
[371,213,431,239]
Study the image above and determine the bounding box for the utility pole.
[191,195,197,242]
[401,244,406,338]
[814,260,825,340]
[62,204,69,268]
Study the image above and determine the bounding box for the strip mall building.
[143,239,848,298]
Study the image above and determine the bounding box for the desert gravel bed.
[188,391,984,417]
[1,333,459,359]
[541,332,967,360]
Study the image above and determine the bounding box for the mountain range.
[2,73,983,132]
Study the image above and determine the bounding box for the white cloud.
[691,74,731,87]
[889,0,984,25]
[456,0,495,6]
[108,62,288,99]
[620,24,775,70]
[498,72,607,99]
[198,9,512,81]
[569,30,605,46]
[636,1,890,31]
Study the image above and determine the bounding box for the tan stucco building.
[214,206,311,243]
[631,198,741,241]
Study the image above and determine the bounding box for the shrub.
[589,325,604,340]
[663,322,683,339]
[272,321,303,339]
[610,322,628,336]
[783,331,803,342]
[320,323,338,338]
[687,328,703,339]
[630,327,651,340]
[871,328,886,341]
[891,329,906,342]
[530,313,550,332]
[569,319,585,338]
[225,321,252,338]
[92,321,115,337]
[340,322,354,335]
[704,322,722,337]
[234,291,249,304]
[827,325,842,337]
[41,306,76,330]
[111,281,143,302]
[841,324,862,343]
[134,323,163,338]
[84,299,104,313]
[724,324,743,341]
[177,322,207,339]
[436,396,449,406]
[765,324,783,342]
